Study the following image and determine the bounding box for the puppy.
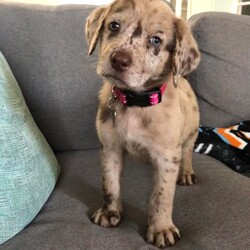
[85,0,200,248]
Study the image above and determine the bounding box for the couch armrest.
[188,12,250,127]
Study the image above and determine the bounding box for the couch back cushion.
[0,3,100,151]
[188,12,250,127]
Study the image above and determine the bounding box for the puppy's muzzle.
[110,50,132,72]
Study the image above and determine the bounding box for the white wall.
[1,0,240,14]
[58,0,111,5]
[213,0,237,13]
[187,0,238,18]
[0,0,112,5]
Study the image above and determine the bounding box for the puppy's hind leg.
[177,130,198,186]
[92,143,124,228]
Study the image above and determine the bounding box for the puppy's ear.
[173,18,200,78]
[85,7,109,55]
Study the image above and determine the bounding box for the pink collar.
[112,84,167,107]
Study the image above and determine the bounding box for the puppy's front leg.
[92,144,123,228]
[147,149,181,248]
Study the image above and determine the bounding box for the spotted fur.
[86,0,200,248]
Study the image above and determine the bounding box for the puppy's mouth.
[102,72,144,91]
[102,73,127,87]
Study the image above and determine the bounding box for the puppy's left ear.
[85,6,109,55]
[173,18,200,79]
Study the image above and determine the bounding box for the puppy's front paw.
[147,225,181,248]
[91,208,121,228]
[177,173,197,186]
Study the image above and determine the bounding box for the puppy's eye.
[109,21,120,32]
[150,36,162,47]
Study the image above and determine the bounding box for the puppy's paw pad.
[91,208,121,228]
[147,226,181,248]
[177,173,197,186]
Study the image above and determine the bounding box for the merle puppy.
[85,0,200,248]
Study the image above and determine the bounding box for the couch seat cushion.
[1,149,249,249]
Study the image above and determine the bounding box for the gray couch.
[0,3,249,249]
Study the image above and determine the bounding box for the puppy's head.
[86,0,200,91]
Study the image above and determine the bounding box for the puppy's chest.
[116,111,145,139]
[115,110,152,158]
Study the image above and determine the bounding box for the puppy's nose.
[110,51,132,71]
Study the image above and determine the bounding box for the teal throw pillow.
[0,52,60,244]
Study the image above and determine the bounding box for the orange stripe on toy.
[216,128,242,148]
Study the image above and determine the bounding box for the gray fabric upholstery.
[188,12,250,127]
[0,3,100,151]
[0,3,249,249]
[1,151,250,250]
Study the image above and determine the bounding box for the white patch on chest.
[114,109,152,160]
[116,110,143,140]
